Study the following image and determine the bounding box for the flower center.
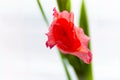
[53,18,81,52]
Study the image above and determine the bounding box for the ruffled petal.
[74,47,92,64]
[46,25,56,49]
[75,27,90,46]
[53,8,59,18]
[53,8,74,23]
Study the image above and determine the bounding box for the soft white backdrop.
[0,0,120,80]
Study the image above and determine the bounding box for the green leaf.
[56,0,71,12]
[37,0,49,25]
[79,0,89,36]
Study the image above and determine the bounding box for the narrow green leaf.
[37,0,49,25]
[79,0,89,36]
[59,51,71,80]
[56,0,71,12]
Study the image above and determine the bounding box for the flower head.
[46,8,92,64]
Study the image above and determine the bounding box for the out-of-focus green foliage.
[56,0,71,12]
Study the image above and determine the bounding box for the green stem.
[59,51,72,80]
[37,0,49,25]
[64,54,93,80]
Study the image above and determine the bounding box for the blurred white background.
[0,0,120,80]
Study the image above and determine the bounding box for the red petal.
[75,27,90,46]
[53,18,74,51]
[53,8,74,23]
[53,8,59,18]
[46,24,56,49]
[75,50,92,64]
[59,11,74,23]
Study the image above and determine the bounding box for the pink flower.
[46,8,92,64]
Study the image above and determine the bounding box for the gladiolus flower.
[46,8,92,64]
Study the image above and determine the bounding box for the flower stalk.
[59,51,72,80]
[37,0,49,25]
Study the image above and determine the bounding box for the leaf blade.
[56,0,71,12]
